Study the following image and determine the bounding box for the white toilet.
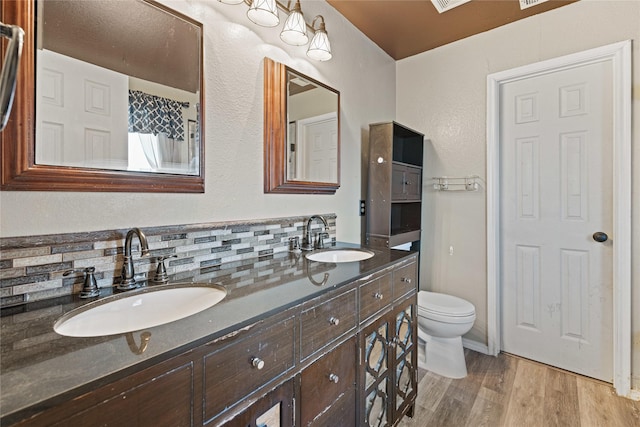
[417,290,476,379]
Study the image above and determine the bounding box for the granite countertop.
[0,243,415,424]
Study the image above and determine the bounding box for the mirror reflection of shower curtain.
[128,90,185,170]
[129,132,181,170]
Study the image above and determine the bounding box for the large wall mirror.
[264,58,340,194]
[1,0,204,192]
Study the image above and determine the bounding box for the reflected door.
[296,112,338,183]
[36,49,128,168]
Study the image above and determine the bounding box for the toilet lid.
[418,291,475,317]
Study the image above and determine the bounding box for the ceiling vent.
[430,0,472,14]
[519,0,549,10]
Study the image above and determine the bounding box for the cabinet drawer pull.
[374,292,384,300]
[329,317,340,326]
[250,357,265,370]
[328,373,339,383]
[400,277,412,284]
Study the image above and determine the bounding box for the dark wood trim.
[263,57,340,195]
[0,0,205,193]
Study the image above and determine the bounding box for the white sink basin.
[306,249,374,263]
[54,283,227,337]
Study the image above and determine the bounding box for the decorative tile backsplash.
[0,214,336,308]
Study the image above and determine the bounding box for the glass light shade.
[217,0,244,4]
[247,0,279,27]
[307,30,332,61]
[280,9,308,46]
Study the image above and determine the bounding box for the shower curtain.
[128,90,184,169]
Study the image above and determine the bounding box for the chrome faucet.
[302,215,329,251]
[118,227,150,290]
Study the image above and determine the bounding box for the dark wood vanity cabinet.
[392,301,418,422]
[202,315,296,424]
[299,288,358,360]
[12,351,196,427]
[359,273,393,323]
[360,297,417,427]
[300,337,357,426]
[222,379,295,427]
[360,258,418,427]
[10,256,418,427]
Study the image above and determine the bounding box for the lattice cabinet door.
[360,315,391,427]
[392,300,417,421]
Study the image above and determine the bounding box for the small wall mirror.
[264,58,340,194]
[1,0,204,192]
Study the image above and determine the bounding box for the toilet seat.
[418,291,475,320]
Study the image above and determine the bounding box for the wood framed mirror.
[263,58,340,194]
[0,0,204,192]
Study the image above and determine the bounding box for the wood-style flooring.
[398,350,640,427]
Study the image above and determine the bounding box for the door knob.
[592,232,608,243]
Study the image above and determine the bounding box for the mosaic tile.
[0,214,336,308]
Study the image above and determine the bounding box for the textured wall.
[0,0,396,244]
[397,0,640,389]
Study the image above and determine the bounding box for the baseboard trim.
[462,338,489,355]
[628,389,640,401]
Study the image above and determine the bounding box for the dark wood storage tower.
[367,122,424,250]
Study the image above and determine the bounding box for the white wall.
[397,0,640,388]
[0,0,396,243]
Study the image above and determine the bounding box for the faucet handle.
[289,236,301,251]
[151,255,177,285]
[315,232,330,249]
[64,267,100,298]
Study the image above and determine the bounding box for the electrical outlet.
[359,200,366,216]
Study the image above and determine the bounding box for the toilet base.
[418,335,468,379]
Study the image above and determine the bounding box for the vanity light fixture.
[247,0,280,27]
[218,0,332,61]
[280,0,308,46]
[306,15,331,61]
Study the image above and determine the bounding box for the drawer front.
[393,262,417,300]
[300,337,357,426]
[300,288,357,360]
[359,273,392,322]
[203,316,295,423]
[49,360,194,427]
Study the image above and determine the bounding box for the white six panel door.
[500,60,613,382]
[36,50,128,169]
[296,112,338,183]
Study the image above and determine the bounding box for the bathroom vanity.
[1,247,418,427]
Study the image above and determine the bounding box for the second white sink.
[306,248,374,263]
[54,283,227,337]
